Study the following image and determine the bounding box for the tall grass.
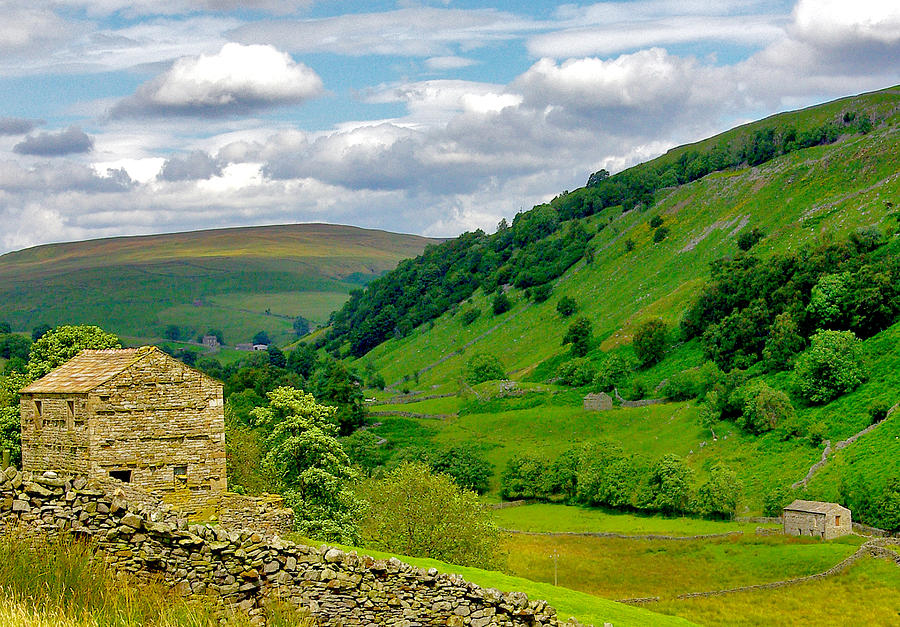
[0,528,311,626]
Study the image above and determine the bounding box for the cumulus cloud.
[0,118,42,136]
[0,160,132,193]
[13,127,95,156]
[0,6,72,54]
[425,56,477,70]
[111,43,323,117]
[159,151,223,181]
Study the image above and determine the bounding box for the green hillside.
[0,223,437,346]
[341,85,900,518]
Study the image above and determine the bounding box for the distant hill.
[0,223,438,346]
[334,85,900,517]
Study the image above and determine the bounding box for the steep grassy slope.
[0,223,436,345]
[356,86,900,511]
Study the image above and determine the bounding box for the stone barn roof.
[783,499,849,515]
[21,347,158,393]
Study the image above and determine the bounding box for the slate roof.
[20,347,156,394]
[784,499,849,515]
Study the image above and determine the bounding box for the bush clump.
[465,353,506,385]
[794,330,866,404]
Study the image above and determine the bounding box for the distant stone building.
[202,334,220,349]
[583,392,613,411]
[783,499,852,540]
[19,347,226,512]
[235,343,253,351]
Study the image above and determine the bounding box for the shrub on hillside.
[661,369,701,401]
[794,330,866,404]
[736,227,765,251]
[868,399,891,424]
[738,381,796,434]
[592,353,636,392]
[575,442,643,509]
[492,292,511,315]
[762,312,806,371]
[633,318,668,368]
[460,307,481,326]
[464,353,505,385]
[562,316,593,357]
[652,226,670,243]
[556,296,578,317]
[696,463,742,519]
[647,454,694,515]
[763,486,793,517]
[554,358,596,386]
[357,462,501,567]
[649,215,664,228]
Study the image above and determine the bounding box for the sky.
[0,0,899,254]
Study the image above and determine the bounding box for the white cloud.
[111,43,323,117]
[425,56,477,70]
[791,0,900,46]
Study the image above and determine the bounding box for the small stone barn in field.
[783,499,852,540]
[19,347,226,512]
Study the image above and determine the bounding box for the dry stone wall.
[0,468,578,627]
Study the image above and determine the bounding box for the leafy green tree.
[738,382,795,434]
[562,316,592,357]
[875,477,900,532]
[794,330,866,404]
[27,325,120,379]
[555,358,596,386]
[357,462,501,567]
[531,283,553,303]
[696,463,742,519]
[163,324,181,341]
[648,454,694,515]
[593,354,635,392]
[251,387,361,543]
[501,454,549,500]
[763,486,793,517]
[31,324,51,342]
[341,429,386,476]
[0,406,21,467]
[633,318,667,368]
[428,445,492,494]
[266,345,286,368]
[652,226,670,243]
[556,296,578,317]
[292,316,310,337]
[460,307,481,326]
[465,353,505,385]
[287,343,318,378]
[736,227,765,251]
[492,291,511,315]
[311,361,366,435]
[806,271,851,329]
[0,322,9,334]
[0,334,31,361]
[252,330,271,345]
[649,215,663,228]
[762,312,805,371]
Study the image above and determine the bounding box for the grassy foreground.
[0,529,311,627]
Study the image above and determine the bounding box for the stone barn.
[583,392,613,411]
[19,346,226,512]
[783,499,852,540]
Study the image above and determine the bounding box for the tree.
[556,296,578,317]
[648,454,694,514]
[762,312,805,371]
[267,345,286,368]
[292,316,310,337]
[0,334,31,361]
[736,227,765,251]
[696,463,742,519]
[492,291,511,315]
[875,477,900,533]
[794,330,866,404]
[311,361,366,435]
[205,329,225,345]
[0,322,10,334]
[501,454,549,500]
[633,318,667,368]
[428,445,492,494]
[31,324,51,342]
[287,344,318,379]
[738,382,795,434]
[460,307,481,326]
[464,353,505,385]
[806,272,851,329]
[163,324,181,341]
[593,353,636,392]
[27,325,121,379]
[251,387,362,543]
[341,430,385,476]
[252,330,271,346]
[0,406,21,468]
[652,226,669,243]
[357,462,501,567]
[562,316,592,357]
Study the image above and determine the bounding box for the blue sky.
[0,0,898,253]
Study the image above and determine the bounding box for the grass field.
[654,556,900,626]
[286,534,696,627]
[493,504,778,536]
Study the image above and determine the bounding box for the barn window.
[33,400,43,430]
[109,470,132,483]
[173,465,187,487]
